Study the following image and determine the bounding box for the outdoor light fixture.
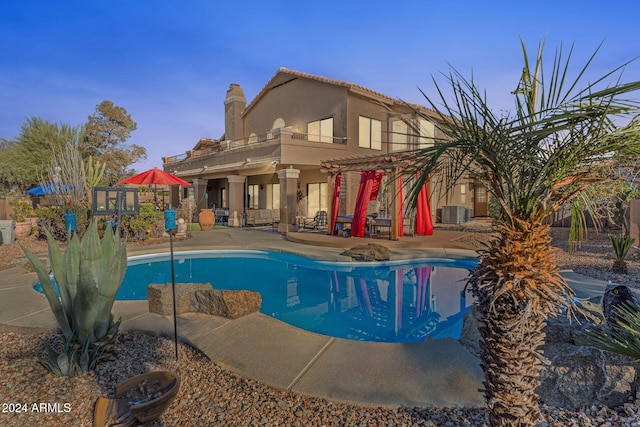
[91,187,140,230]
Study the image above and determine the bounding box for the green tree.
[403,41,640,426]
[0,117,82,191]
[85,100,146,184]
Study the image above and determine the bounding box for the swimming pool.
[123,250,477,343]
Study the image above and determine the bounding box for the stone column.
[277,167,300,233]
[227,175,246,227]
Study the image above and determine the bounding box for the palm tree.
[403,41,640,426]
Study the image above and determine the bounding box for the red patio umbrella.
[119,167,190,209]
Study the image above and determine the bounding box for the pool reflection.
[121,252,475,343]
[274,263,472,342]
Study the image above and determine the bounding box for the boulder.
[459,305,482,358]
[192,289,262,319]
[147,282,213,315]
[340,243,391,262]
[458,298,640,409]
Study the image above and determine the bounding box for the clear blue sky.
[1,0,639,172]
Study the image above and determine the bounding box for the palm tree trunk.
[469,220,572,426]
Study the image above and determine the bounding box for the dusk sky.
[2,0,639,172]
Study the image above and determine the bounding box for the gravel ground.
[2,227,640,426]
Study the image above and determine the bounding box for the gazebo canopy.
[320,151,422,174]
[320,152,434,240]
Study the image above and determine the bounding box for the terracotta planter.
[198,209,215,231]
[15,221,32,238]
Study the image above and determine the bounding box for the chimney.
[224,83,246,142]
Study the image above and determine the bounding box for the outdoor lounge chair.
[305,211,328,230]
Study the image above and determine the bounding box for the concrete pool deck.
[0,226,611,408]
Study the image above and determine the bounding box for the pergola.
[320,152,430,240]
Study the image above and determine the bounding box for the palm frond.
[576,302,640,361]
[404,42,640,226]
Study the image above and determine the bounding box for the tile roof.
[242,67,424,116]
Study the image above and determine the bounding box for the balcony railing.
[164,128,348,165]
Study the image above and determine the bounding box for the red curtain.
[415,266,432,317]
[397,175,404,237]
[330,173,342,235]
[395,269,404,330]
[356,278,373,317]
[415,180,433,235]
[351,171,382,237]
[370,172,383,200]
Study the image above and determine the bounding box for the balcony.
[163,128,348,178]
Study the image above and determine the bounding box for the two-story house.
[163,68,484,234]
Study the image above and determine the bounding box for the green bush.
[609,234,635,274]
[119,203,164,241]
[34,201,91,241]
[9,198,35,222]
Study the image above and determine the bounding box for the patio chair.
[305,211,328,230]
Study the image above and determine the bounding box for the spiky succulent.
[22,221,127,375]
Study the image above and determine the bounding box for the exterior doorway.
[474,185,488,217]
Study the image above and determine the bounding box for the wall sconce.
[259,185,264,190]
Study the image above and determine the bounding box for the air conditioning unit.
[464,208,473,222]
[442,206,467,224]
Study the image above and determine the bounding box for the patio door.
[474,185,488,217]
[307,182,327,217]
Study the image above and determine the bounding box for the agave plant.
[22,221,127,375]
[609,234,635,274]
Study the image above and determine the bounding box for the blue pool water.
[122,250,477,343]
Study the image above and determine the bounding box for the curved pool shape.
[122,250,477,343]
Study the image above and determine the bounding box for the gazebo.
[320,152,433,240]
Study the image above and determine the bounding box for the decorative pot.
[198,209,215,231]
[93,371,180,426]
[15,221,32,238]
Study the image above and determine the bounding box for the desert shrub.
[9,198,35,222]
[34,201,91,241]
[120,203,163,241]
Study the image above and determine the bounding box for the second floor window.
[391,120,409,152]
[419,118,435,148]
[308,117,334,143]
[359,116,382,150]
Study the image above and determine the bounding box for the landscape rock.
[459,305,482,358]
[459,298,640,409]
[340,243,391,262]
[147,282,213,315]
[192,289,262,319]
